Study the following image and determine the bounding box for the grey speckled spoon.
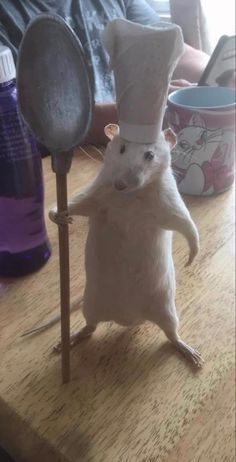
[17,14,94,383]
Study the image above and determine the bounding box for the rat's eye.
[120,144,126,154]
[144,150,154,161]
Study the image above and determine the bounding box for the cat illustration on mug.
[170,112,234,195]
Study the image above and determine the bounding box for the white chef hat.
[101,19,184,143]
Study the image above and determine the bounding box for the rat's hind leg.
[53,324,97,353]
[149,303,203,367]
[165,329,203,367]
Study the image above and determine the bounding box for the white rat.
[49,124,202,366]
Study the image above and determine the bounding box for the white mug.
[167,86,235,195]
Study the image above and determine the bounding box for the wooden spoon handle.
[56,173,70,383]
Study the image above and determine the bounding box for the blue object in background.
[0,46,51,277]
[0,0,159,104]
[168,86,236,108]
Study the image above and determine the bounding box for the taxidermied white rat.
[22,19,203,366]
[48,124,202,366]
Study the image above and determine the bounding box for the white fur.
[51,131,202,365]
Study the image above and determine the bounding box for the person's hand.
[169,79,194,94]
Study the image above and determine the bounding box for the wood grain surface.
[0,147,235,462]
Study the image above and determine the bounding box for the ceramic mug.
[166,86,235,195]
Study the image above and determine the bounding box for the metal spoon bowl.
[17,14,94,382]
[17,13,94,155]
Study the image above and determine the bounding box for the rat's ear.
[164,128,177,149]
[104,124,120,140]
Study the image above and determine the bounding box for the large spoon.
[17,14,94,383]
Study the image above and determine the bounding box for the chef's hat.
[101,19,184,143]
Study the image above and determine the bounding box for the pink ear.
[104,124,120,140]
[164,128,177,149]
[189,113,205,128]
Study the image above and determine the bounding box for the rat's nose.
[114,179,127,191]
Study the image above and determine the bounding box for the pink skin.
[169,79,194,93]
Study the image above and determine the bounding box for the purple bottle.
[0,46,51,277]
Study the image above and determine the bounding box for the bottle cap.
[0,46,16,84]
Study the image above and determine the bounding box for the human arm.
[173,43,209,82]
[85,1,209,146]
[85,73,201,146]
[125,0,209,81]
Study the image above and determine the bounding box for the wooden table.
[0,147,235,462]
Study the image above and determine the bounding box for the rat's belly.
[83,221,173,326]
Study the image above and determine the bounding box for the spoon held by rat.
[17,14,94,383]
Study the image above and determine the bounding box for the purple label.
[0,84,49,256]
[0,108,37,162]
[0,197,47,252]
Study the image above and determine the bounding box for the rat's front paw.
[185,247,198,266]
[49,209,73,225]
[185,235,200,266]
